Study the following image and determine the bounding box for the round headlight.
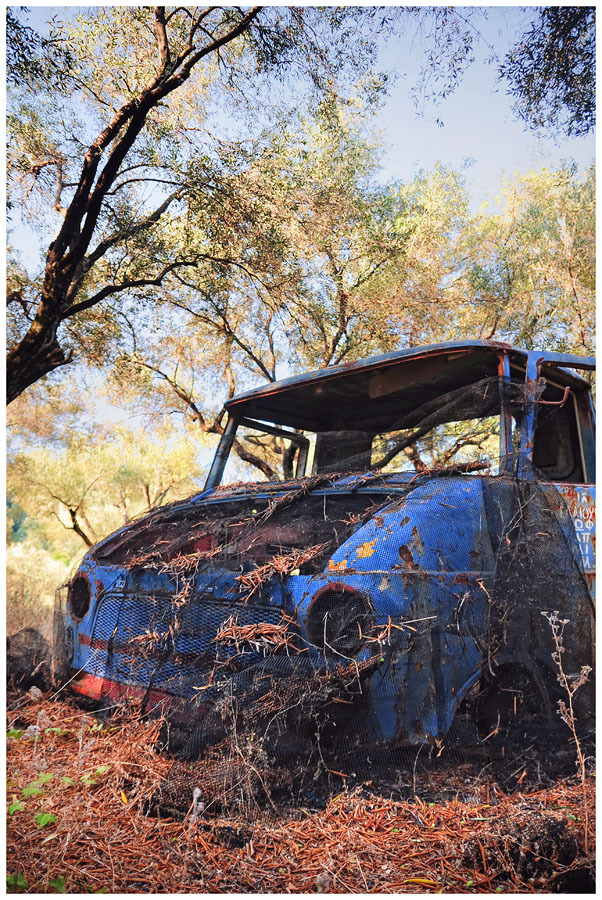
[68,575,91,621]
[306,583,373,657]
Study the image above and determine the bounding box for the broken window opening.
[217,376,563,484]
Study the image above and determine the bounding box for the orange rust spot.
[328,559,348,572]
[356,539,377,559]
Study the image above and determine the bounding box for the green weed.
[80,765,111,787]
[8,799,25,815]
[7,872,28,893]
[7,729,24,740]
[34,812,57,829]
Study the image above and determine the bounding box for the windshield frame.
[204,348,594,490]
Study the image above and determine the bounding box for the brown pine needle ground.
[6,692,594,894]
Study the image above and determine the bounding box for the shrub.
[6,541,69,639]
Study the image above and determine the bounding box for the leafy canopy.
[499,7,595,137]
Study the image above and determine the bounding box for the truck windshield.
[220,414,503,484]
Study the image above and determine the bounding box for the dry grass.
[236,544,330,599]
[6,692,595,894]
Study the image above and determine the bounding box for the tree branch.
[154,7,171,70]
[67,507,94,547]
[134,359,208,428]
[67,188,184,300]
[7,6,265,402]
[63,260,197,317]
[104,176,183,196]
[132,355,277,480]
[168,295,276,383]
[231,437,277,480]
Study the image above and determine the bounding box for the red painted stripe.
[70,672,173,711]
[70,673,105,700]
[78,634,110,651]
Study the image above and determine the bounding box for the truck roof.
[224,340,591,432]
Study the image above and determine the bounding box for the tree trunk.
[6,314,69,403]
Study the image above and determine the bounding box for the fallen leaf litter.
[6,693,594,894]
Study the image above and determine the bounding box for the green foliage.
[47,876,67,894]
[6,160,594,523]
[7,379,86,449]
[7,872,28,893]
[8,800,25,815]
[34,812,57,829]
[6,8,73,89]
[4,12,594,628]
[7,729,24,740]
[6,6,400,400]
[6,5,594,408]
[37,773,54,785]
[6,498,31,543]
[500,8,595,137]
[7,418,204,554]
[7,396,209,632]
[80,765,111,787]
[6,539,69,637]
[460,166,594,354]
[22,781,44,798]
[16,774,55,806]
[408,7,478,110]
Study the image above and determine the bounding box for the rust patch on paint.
[411,526,424,555]
[356,539,378,559]
[398,545,417,569]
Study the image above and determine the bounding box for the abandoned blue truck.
[56,340,595,754]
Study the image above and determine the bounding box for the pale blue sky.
[372,7,594,201]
